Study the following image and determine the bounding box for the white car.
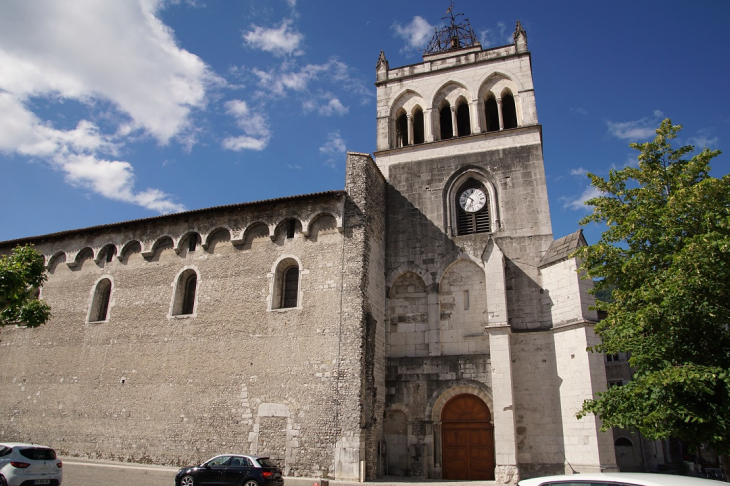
[519,472,726,486]
[0,443,62,486]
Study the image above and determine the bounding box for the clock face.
[459,188,487,213]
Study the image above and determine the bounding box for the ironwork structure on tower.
[424,1,479,55]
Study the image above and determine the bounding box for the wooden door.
[441,394,495,480]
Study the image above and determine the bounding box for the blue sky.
[1,0,728,244]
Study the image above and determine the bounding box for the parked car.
[175,454,284,486]
[518,472,726,486]
[0,442,62,486]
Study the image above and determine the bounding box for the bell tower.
[374,5,616,483]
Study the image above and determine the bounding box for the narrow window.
[502,93,518,129]
[182,274,197,315]
[188,233,199,252]
[456,103,471,136]
[173,269,198,316]
[485,96,499,132]
[413,109,425,144]
[89,278,112,322]
[396,113,409,147]
[439,104,453,140]
[105,247,114,263]
[463,290,470,310]
[282,266,299,308]
[286,220,296,239]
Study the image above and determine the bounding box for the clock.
[459,188,487,213]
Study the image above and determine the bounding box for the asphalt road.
[60,458,490,486]
[61,458,177,486]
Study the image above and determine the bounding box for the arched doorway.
[615,437,640,471]
[441,394,495,480]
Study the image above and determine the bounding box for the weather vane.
[424,1,478,55]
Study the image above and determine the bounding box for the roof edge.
[1,190,347,247]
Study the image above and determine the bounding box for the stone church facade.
[0,16,617,484]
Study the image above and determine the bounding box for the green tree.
[0,245,51,328]
[575,120,730,453]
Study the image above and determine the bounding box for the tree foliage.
[575,120,730,453]
[0,245,51,328]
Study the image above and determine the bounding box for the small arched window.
[413,108,425,144]
[282,267,299,308]
[104,245,116,263]
[187,233,200,252]
[456,102,471,137]
[89,278,112,322]
[173,269,198,316]
[396,112,409,147]
[272,258,300,310]
[484,96,499,132]
[502,93,518,129]
[439,103,453,140]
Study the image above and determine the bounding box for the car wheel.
[0,476,7,486]
[242,480,259,486]
[180,475,195,486]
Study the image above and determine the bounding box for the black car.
[175,454,284,486]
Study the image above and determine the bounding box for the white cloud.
[686,128,719,150]
[319,131,347,169]
[319,98,348,116]
[610,154,640,170]
[222,99,271,151]
[0,0,220,213]
[252,59,370,107]
[570,167,588,176]
[0,93,185,213]
[62,154,184,213]
[303,93,348,116]
[607,110,664,140]
[319,132,347,155]
[0,0,215,143]
[253,63,326,96]
[222,135,268,152]
[479,21,510,48]
[243,19,303,57]
[392,16,434,51]
[561,186,602,211]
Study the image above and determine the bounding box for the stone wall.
[0,178,379,479]
[510,331,565,478]
[540,258,598,327]
[342,152,388,480]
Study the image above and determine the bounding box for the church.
[0,13,618,485]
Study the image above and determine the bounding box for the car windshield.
[257,458,278,468]
[19,447,57,460]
